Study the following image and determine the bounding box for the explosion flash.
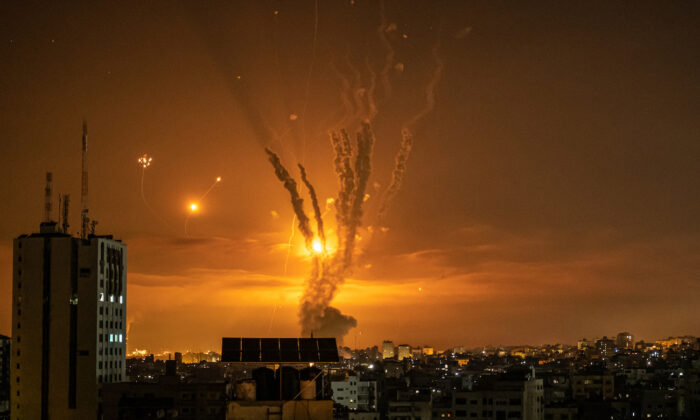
[189,203,199,212]
[138,154,153,168]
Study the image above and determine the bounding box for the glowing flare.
[312,238,323,254]
[216,176,222,182]
[138,154,153,168]
[189,203,198,212]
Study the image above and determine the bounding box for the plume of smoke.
[377,128,413,224]
[270,124,375,342]
[298,164,326,247]
[342,122,375,268]
[264,148,314,248]
[300,302,357,342]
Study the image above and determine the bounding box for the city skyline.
[1,1,700,352]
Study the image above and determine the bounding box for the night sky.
[1,1,699,352]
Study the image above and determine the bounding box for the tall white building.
[11,220,126,419]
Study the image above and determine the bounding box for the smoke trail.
[298,164,326,247]
[264,148,314,248]
[404,40,444,129]
[377,40,443,225]
[377,0,396,101]
[283,214,296,276]
[330,130,355,253]
[343,122,374,268]
[345,55,365,128]
[377,128,413,224]
[365,57,378,121]
[329,61,355,130]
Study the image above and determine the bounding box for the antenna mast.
[44,172,53,222]
[80,121,89,239]
[62,194,70,233]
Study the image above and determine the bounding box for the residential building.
[383,341,395,359]
[11,219,126,419]
[331,375,377,411]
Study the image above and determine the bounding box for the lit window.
[119,295,124,304]
[109,295,114,303]
[109,334,114,342]
[99,293,104,302]
[119,334,123,343]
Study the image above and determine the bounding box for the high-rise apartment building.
[382,341,395,359]
[616,332,634,350]
[11,220,126,419]
[397,344,411,361]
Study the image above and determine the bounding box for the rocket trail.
[138,156,176,233]
[365,57,378,121]
[404,40,444,130]
[343,123,374,268]
[329,61,355,130]
[298,164,326,248]
[377,128,413,224]
[378,0,396,102]
[283,214,296,276]
[378,39,443,226]
[330,130,355,253]
[265,148,314,248]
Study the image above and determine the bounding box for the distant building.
[383,361,404,379]
[331,375,377,411]
[382,341,395,359]
[452,369,544,420]
[577,338,596,351]
[0,335,10,417]
[388,389,432,420]
[572,369,614,400]
[595,336,615,359]
[12,220,126,419]
[397,345,411,361]
[422,346,435,356]
[615,332,634,350]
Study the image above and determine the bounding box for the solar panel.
[299,338,320,362]
[221,337,338,363]
[317,338,339,362]
[221,338,241,362]
[242,338,261,362]
[280,338,300,362]
[261,338,281,362]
